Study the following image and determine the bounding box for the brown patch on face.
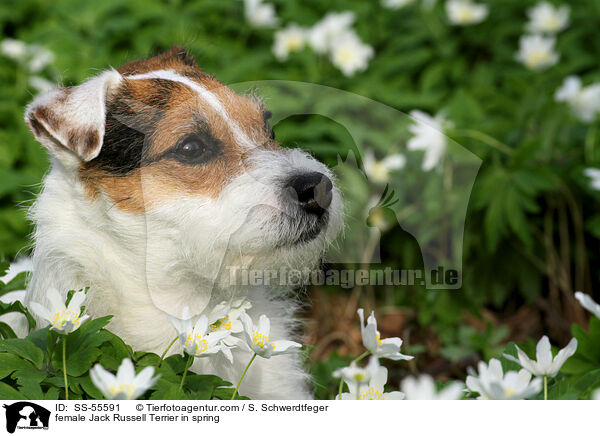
[80,46,278,214]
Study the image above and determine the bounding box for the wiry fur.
[21,48,343,399]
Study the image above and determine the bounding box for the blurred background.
[1,0,599,399]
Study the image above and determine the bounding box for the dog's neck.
[26,162,232,349]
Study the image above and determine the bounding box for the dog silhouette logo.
[3,402,50,433]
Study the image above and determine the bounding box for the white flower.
[240,313,301,358]
[29,76,56,94]
[401,374,464,400]
[583,169,600,191]
[593,389,600,400]
[446,0,489,26]
[381,0,416,9]
[575,291,600,319]
[329,31,374,77]
[337,357,404,400]
[357,308,413,361]
[554,76,600,123]
[526,2,569,34]
[244,0,279,28]
[515,34,559,71]
[503,336,577,377]
[407,110,449,171]
[208,298,251,334]
[273,24,306,61]
[26,44,54,73]
[168,307,233,362]
[0,40,54,72]
[90,358,159,400]
[466,358,542,400]
[0,39,28,61]
[29,288,89,334]
[308,11,355,55]
[333,360,372,389]
[363,150,406,183]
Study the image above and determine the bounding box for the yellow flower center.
[504,388,516,398]
[252,332,275,349]
[210,315,232,331]
[457,8,475,22]
[359,387,385,400]
[337,48,355,65]
[108,384,137,399]
[376,332,385,346]
[526,50,550,68]
[285,36,303,52]
[541,16,560,31]
[185,333,210,354]
[352,373,368,382]
[369,162,389,183]
[51,310,80,330]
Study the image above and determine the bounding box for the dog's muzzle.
[286,172,333,217]
[280,172,333,245]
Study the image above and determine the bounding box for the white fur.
[23,69,343,399]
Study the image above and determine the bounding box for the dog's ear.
[25,70,122,166]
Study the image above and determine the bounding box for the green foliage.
[0,265,240,400]
[0,321,240,400]
[0,0,599,401]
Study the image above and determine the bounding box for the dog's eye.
[173,134,218,164]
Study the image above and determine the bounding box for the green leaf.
[44,387,60,400]
[149,378,188,400]
[0,301,36,331]
[0,322,17,339]
[78,375,104,399]
[18,379,44,399]
[0,381,28,400]
[0,353,34,379]
[0,338,44,369]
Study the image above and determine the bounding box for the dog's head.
[25,47,343,310]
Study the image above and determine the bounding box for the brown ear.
[25,70,122,165]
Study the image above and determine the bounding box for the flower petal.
[116,358,136,385]
[536,336,552,371]
[193,315,209,336]
[29,302,51,323]
[47,288,66,312]
[575,292,600,318]
[67,290,86,312]
[548,337,577,377]
[258,314,270,337]
[271,340,301,355]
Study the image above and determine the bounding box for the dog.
[22,47,343,399]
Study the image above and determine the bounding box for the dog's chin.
[273,211,330,248]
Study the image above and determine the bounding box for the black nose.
[287,172,333,216]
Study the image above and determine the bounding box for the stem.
[157,337,178,368]
[337,351,371,399]
[544,376,548,400]
[454,129,514,155]
[62,337,69,400]
[231,353,256,400]
[179,355,193,391]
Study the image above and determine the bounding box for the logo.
[3,402,50,433]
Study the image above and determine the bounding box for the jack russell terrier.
[22,47,343,399]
